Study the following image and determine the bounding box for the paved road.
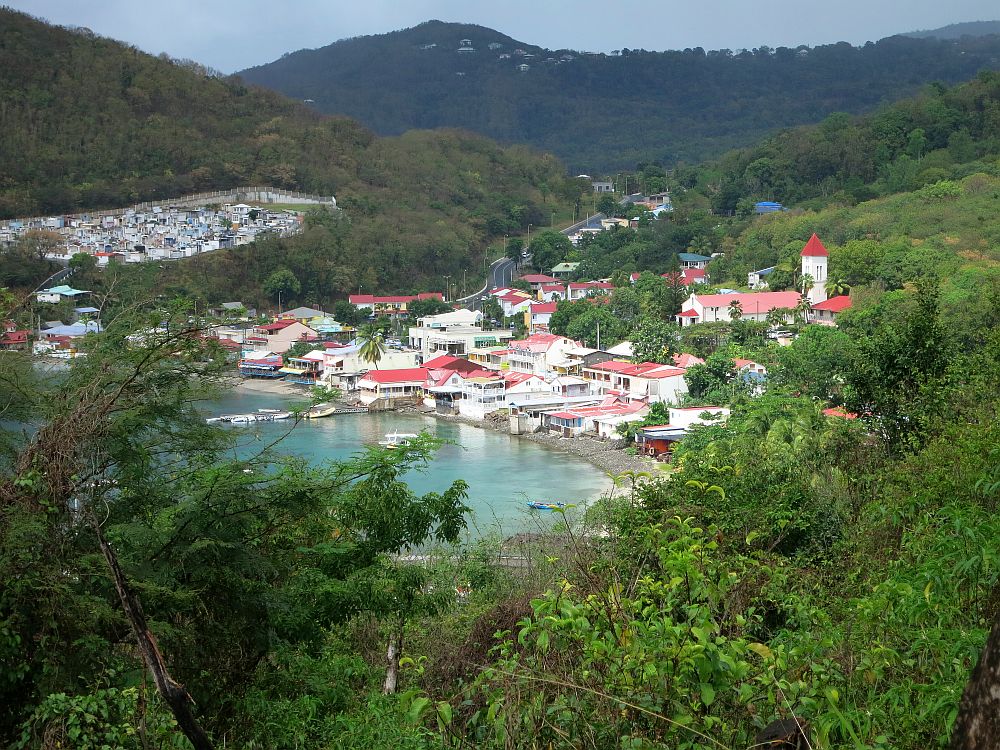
[454,213,607,309]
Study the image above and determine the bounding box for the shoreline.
[407,406,662,480]
[226,378,661,482]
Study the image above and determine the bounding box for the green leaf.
[406,696,430,724]
[748,642,773,660]
[700,683,716,706]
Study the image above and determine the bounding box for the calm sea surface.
[205,389,612,536]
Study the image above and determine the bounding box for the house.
[506,333,581,377]
[748,267,775,289]
[321,344,419,391]
[539,284,567,302]
[519,274,559,292]
[567,281,614,300]
[496,290,533,317]
[544,395,648,438]
[245,320,317,354]
[36,284,90,303]
[348,292,444,317]
[551,262,580,278]
[280,350,325,385]
[0,324,29,351]
[408,309,514,361]
[279,306,327,322]
[592,181,614,193]
[811,295,852,325]
[636,406,730,458]
[527,302,558,333]
[582,360,689,404]
[755,201,784,213]
[678,253,711,270]
[238,352,285,379]
[357,368,429,407]
[677,291,801,326]
[662,269,707,286]
[210,301,253,318]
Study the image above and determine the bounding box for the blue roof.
[754,267,776,276]
[678,253,711,262]
[44,322,101,337]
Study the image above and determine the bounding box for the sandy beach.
[229,377,309,397]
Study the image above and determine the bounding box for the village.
[102,229,846,460]
[0,187,334,265]
[13,224,854,458]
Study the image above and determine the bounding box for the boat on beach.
[378,431,419,449]
[303,403,336,419]
[206,408,292,424]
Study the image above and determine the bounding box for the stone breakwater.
[418,408,661,478]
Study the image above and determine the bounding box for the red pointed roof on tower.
[800,233,829,257]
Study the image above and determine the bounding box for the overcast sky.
[6,0,999,72]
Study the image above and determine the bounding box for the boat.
[526,501,567,511]
[303,403,337,419]
[378,432,419,449]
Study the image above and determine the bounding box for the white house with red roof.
[496,289,533,317]
[506,333,581,377]
[357,367,429,406]
[544,395,649,438]
[519,274,559,292]
[528,301,558,333]
[811,295,852,325]
[539,283,568,301]
[567,281,614,300]
[800,233,829,306]
[582,360,689,404]
[677,291,801,326]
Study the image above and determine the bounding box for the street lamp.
[443,275,451,302]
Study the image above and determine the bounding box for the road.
[453,212,607,309]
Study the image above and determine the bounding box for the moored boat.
[526,501,567,511]
[378,432,419,449]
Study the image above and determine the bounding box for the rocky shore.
[414,407,661,478]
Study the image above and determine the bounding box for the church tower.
[800,233,828,306]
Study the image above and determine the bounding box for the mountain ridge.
[239,20,1000,171]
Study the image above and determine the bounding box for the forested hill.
[0,9,583,293]
[239,20,1000,172]
[905,20,1000,39]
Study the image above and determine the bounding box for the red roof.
[673,353,704,367]
[348,293,443,305]
[676,309,699,317]
[503,371,538,385]
[360,367,428,384]
[541,284,566,292]
[521,274,558,283]
[823,406,857,419]
[588,361,686,379]
[693,291,801,310]
[422,354,482,374]
[812,295,853,312]
[800,233,829,257]
[258,320,296,332]
[531,302,558,314]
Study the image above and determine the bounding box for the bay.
[207,388,612,537]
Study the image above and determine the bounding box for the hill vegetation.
[0,9,584,295]
[240,20,1000,171]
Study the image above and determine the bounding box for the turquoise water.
[206,389,612,536]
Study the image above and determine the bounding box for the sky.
[6,0,1000,73]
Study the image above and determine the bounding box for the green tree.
[68,251,97,273]
[263,267,301,304]
[407,297,452,318]
[529,230,572,273]
[631,319,678,364]
[684,352,736,401]
[358,323,387,369]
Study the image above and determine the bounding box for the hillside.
[905,20,1000,39]
[239,20,1000,171]
[0,9,583,295]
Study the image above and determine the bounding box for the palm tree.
[794,295,812,325]
[728,299,743,321]
[800,273,814,297]
[358,323,387,370]
[825,279,849,298]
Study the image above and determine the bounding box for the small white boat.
[378,432,419,449]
